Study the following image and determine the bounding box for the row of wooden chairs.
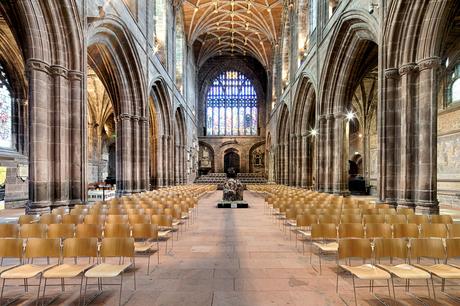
[0,237,136,306]
[336,238,460,305]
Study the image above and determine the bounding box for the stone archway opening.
[224,149,240,174]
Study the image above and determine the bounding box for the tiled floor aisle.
[8,191,459,305]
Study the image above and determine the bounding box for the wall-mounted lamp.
[346,111,355,121]
[368,2,379,14]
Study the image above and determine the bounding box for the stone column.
[416,57,441,213]
[132,116,140,193]
[139,117,149,191]
[295,134,302,186]
[325,114,334,192]
[300,134,307,188]
[68,71,85,204]
[50,65,70,207]
[27,59,51,214]
[332,113,349,194]
[289,134,295,185]
[397,63,418,208]
[379,68,399,203]
[116,114,133,195]
[157,134,165,187]
[317,116,327,191]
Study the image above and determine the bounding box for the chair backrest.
[340,214,362,224]
[446,238,460,259]
[100,237,134,257]
[363,214,385,225]
[51,207,68,216]
[76,224,103,239]
[0,223,19,238]
[0,238,24,258]
[24,238,61,259]
[410,238,445,260]
[131,224,158,240]
[47,224,75,239]
[420,223,448,238]
[106,215,129,224]
[362,208,379,215]
[373,238,408,260]
[18,215,39,225]
[379,208,396,215]
[311,223,337,240]
[393,223,419,238]
[84,215,106,224]
[318,215,340,225]
[128,214,150,225]
[397,208,415,216]
[341,209,361,216]
[296,214,317,227]
[365,223,392,238]
[20,223,47,238]
[430,215,453,224]
[151,214,173,227]
[407,214,429,225]
[63,237,98,258]
[39,213,62,224]
[448,224,460,238]
[385,214,407,224]
[103,223,131,238]
[338,238,372,260]
[62,214,83,225]
[338,223,364,238]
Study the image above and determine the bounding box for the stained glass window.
[206,71,258,136]
[0,63,12,148]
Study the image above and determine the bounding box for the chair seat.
[313,241,338,252]
[286,220,296,227]
[297,230,311,238]
[0,265,18,275]
[43,263,94,278]
[415,264,460,279]
[158,230,171,238]
[134,242,158,253]
[85,263,132,278]
[341,264,391,280]
[1,264,56,279]
[377,264,430,279]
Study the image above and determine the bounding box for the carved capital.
[333,112,346,120]
[417,57,441,71]
[318,115,327,122]
[131,115,140,122]
[49,65,68,78]
[384,68,399,79]
[325,113,335,120]
[118,113,131,121]
[68,70,83,81]
[26,59,50,74]
[398,63,418,76]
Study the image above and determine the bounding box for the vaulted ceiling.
[183,0,284,68]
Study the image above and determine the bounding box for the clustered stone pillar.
[332,113,349,194]
[27,59,86,214]
[379,57,440,213]
[317,116,327,191]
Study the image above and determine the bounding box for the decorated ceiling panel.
[183,0,284,67]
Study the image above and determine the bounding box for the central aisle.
[134,190,343,306]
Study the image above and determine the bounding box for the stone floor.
[2,191,460,305]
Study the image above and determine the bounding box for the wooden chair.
[340,214,362,224]
[128,214,150,225]
[411,238,460,299]
[430,215,453,224]
[0,238,23,276]
[397,207,415,216]
[407,215,429,225]
[0,224,19,238]
[103,223,130,238]
[47,224,75,239]
[41,238,97,304]
[336,238,391,306]
[20,224,47,239]
[106,215,129,224]
[393,223,419,238]
[365,223,392,239]
[18,215,39,225]
[75,224,103,239]
[311,223,338,274]
[420,224,448,238]
[363,214,385,225]
[131,224,160,274]
[448,224,460,238]
[374,238,430,299]
[83,238,136,306]
[338,223,364,239]
[0,238,60,304]
[385,214,407,225]
[62,214,83,225]
[318,215,340,225]
[84,215,106,225]
[39,214,61,225]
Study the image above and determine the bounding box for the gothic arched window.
[0,63,12,148]
[206,71,258,136]
[447,63,460,105]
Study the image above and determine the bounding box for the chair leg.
[426,279,430,298]
[157,241,160,264]
[79,274,84,306]
[83,277,88,306]
[133,262,137,290]
[119,273,124,306]
[1,278,5,304]
[431,277,436,300]
[147,256,150,276]
[391,278,396,299]
[336,268,339,293]
[352,275,357,306]
[387,279,391,300]
[41,278,47,306]
[36,275,43,306]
